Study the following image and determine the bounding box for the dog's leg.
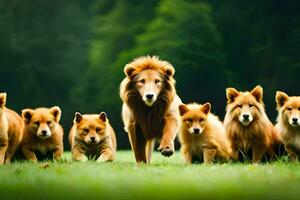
[203,148,216,164]
[252,145,266,163]
[230,142,239,161]
[128,124,147,163]
[146,139,154,164]
[72,147,88,162]
[97,148,114,162]
[0,138,8,164]
[53,144,63,161]
[159,115,178,157]
[21,146,37,162]
[285,145,298,162]
[181,145,193,164]
[4,134,20,164]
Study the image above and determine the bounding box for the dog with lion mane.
[120,56,182,163]
[224,85,280,163]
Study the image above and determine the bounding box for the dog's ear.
[124,64,135,78]
[179,104,189,116]
[50,106,62,122]
[251,85,263,102]
[226,88,239,103]
[0,93,7,108]
[163,64,175,77]
[74,112,83,123]
[201,103,211,115]
[99,112,107,122]
[22,109,34,124]
[276,91,289,107]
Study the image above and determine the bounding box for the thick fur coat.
[120,56,181,163]
[179,103,231,164]
[0,93,23,164]
[224,86,280,163]
[69,112,116,162]
[275,91,300,161]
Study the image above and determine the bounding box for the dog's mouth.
[37,135,51,139]
[144,100,154,106]
[291,122,300,127]
[240,119,251,126]
[86,140,99,144]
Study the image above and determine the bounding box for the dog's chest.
[33,138,56,153]
[285,132,300,150]
[35,143,55,153]
[190,139,204,155]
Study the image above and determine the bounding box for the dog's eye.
[47,121,51,125]
[139,79,145,84]
[96,128,101,132]
[186,119,193,123]
[298,107,300,111]
[287,107,292,111]
[199,118,204,122]
[237,104,242,108]
[34,122,40,126]
[249,104,253,108]
[155,79,160,84]
[83,128,89,133]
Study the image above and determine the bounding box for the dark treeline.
[0,0,299,149]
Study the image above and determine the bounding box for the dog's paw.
[158,145,174,157]
[97,154,113,162]
[73,155,88,162]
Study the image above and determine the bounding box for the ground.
[0,151,299,200]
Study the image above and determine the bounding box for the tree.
[116,0,226,113]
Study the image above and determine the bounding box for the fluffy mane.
[121,56,176,139]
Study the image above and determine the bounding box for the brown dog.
[224,86,280,163]
[69,112,116,162]
[0,93,23,164]
[179,102,231,164]
[120,56,182,163]
[275,91,300,161]
[21,106,64,162]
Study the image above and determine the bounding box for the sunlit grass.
[0,151,299,200]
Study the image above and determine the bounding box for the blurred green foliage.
[0,0,299,148]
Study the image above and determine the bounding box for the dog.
[179,102,231,164]
[275,91,300,161]
[69,112,116,162]
[21,106,64,162]
[224,85,280,163]
[0,93,23,164]
[120,56,181,163]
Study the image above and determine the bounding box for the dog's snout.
[41,130,47,136]
[146,94,154,100]
[292,118,298,123]
[193,128,200,134]
[243,114,249,120]
[90,137,95,141]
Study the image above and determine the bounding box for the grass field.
[0,151,300,200]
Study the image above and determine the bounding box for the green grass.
[0,151,300,200]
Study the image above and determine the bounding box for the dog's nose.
[193,128,200,134]
[292,118,298,123]
[146,94,154,100]
[243,114,249,120]
[90,137,95,141]
[42,130,47,136]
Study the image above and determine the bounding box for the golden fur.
[275,91,300,161]
[21,106,64,162]
[0,93,23,164]
[179,103,231,164]
[224,85,280,163]
[69,112,116,162]
[120,56,181,163]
